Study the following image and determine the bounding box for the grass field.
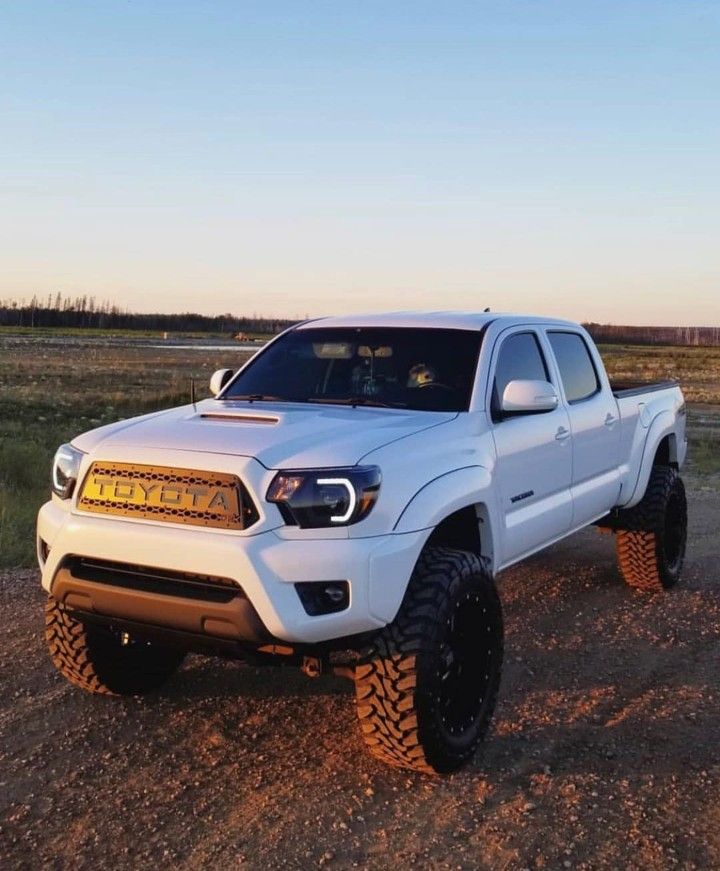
[600,343,720,404]
[1,335,718,567]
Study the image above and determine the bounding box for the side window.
[492,331,549,420]
[548,332,600,403]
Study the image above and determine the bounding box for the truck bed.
[610,379,679,399]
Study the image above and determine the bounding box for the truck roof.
[296,311,581,332]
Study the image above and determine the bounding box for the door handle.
[555,426,571,442]
[604,413,617,427]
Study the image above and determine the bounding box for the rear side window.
[548,332,600,402]
[492,331,549,418]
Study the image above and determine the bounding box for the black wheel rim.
[663,489,686,571]
[436,591,498,736]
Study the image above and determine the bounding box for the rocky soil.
[1,487,719,870]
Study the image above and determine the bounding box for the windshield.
[223,327,483,412]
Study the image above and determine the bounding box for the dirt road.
[2,485,719,870]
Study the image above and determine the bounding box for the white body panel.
[37,312,687,643]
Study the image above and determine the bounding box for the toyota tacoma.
[38,312,688,773]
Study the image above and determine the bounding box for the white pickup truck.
[38,312,688,773]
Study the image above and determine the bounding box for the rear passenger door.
[546,331,622,527]
[488,328,573,566]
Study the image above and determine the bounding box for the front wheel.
[45,597,186,695]
[354,547,503,774]
[615,465,688,592]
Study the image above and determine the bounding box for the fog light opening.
[295,581,350,616]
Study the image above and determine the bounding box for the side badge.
[510,490,535,504]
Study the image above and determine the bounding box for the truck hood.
[73,399,457,469]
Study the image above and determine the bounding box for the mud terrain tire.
[45,596,185,695]
[615,465,687,592]
[354,547,503,774]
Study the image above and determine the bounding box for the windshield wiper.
[312,396,405,409]
[226,393,289,403]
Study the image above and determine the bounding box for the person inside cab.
[407,362,439,389]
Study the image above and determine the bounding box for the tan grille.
[77,462,252,530]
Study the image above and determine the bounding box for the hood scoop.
[200,412,279,425]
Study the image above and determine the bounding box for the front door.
[488,329,573,566]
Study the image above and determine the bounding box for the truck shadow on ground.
[171,656,354,701]
[144,525,718,785]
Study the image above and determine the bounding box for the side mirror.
[502,379,558,414]
[209,368,233,397]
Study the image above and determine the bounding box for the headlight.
[52,444,85,499]
[267,466,381,528]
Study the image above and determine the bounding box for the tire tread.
[45,597,184,695]
[353,547,502,774]
[614,465,687,592]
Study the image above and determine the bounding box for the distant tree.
[3,296,715,344]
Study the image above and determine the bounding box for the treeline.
[1,295,718,345]
[584,323,720,347]
[0,295,296,335]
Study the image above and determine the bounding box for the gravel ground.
[1,485,718,870]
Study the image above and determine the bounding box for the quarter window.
[548,332,600,402]
[492,332,549,419]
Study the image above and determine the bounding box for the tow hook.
[301,656,323,678]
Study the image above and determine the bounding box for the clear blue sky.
[1,1,718,325]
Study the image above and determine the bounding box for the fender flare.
[393,465,495,535]
[624,410,677,507]
[365,466,498,625]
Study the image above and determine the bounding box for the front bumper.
[37,499,427,645]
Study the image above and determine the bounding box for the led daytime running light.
[316,478,356,523]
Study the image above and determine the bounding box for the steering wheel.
[417,382,455,393]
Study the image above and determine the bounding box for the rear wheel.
[615,465,687,592]
[45,596,185,695]
[354,547,503,774]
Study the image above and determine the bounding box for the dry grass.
[598,343,720,405]
[598,343,720,478]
